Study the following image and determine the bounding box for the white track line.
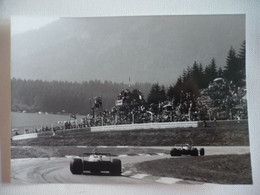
[156,153,165,156]
[131,174,149,179]
[121,171,133,176]
[118,154,128,157]
[76,146,88,148]
[116,146,129,148]
[65,155,81,158]
[155,177,183,184]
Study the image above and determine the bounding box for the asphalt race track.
[11,146,250,184]
[11,155,166,184]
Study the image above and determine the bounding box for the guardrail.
[38,127,91,137]
[197,119,248,127]
[12,133,38,140]
[91,121,198,132]
[11,120,247,140]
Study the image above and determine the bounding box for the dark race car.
[170,144,205,156]
[70,152,121,176]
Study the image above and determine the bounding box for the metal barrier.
[91,121,198,132]
[12,133,38,140]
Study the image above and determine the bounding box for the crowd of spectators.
[197,78,247,120]
[83,78,247,127]
[14,78,247,135]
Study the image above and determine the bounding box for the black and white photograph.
[10,15,252,185]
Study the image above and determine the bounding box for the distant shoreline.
[11,112,85,131]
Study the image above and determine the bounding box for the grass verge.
[131,154,252,184]
[11,122,249,146]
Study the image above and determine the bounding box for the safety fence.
[91,121,198,132]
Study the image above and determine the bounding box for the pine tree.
[209,58,218,80]
[237,40,246,86]
[238,40,245,60]
[191,61,200,83]
[182,70,188,82]
[198,63,205,88]
[160,85,167,102]
[218,67,223,77]
[167,77,183,106]
[224,46,241,86]
[186,66,192,79]
[147,83,164,105]
[204,65,211,85]
[131,89,144,105]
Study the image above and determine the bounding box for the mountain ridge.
[11,15,245,85]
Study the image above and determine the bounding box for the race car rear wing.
[82,152,112,156]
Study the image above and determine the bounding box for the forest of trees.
[151,41,246,107]
[11,79,152,114]
[11,41,245,115]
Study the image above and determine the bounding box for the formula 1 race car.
[170,144,205,156]
[70,152,122,176]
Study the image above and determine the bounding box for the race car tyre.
[170,149,181,156]
[200,148,205,156]
[111,159,121,176]
[70,159,83,174]
[170,149,176,156]
[191,148,198,156]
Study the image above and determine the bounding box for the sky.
[11,16,59,36]
[11,15,245,85]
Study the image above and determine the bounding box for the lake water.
[11,112,85,131]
